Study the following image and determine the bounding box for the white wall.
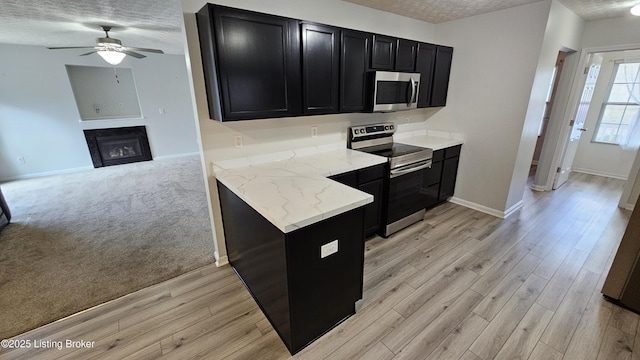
[0,44,199,180]
[572,51,639,179]
[180,0,437,263]
[423,0,583,215]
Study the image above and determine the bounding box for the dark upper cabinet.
[431,46,454,107]
[371,35,396,70]
[196,5,302,121]
[340,30,372,112]
[395,39,417,72]
[302,23,340,115]
[415,44,453,107]
[415,42,437,108]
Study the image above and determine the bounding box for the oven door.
[386,159,431,230]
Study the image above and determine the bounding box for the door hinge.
[557,167,561,173]
[569,119,575,127]
[584,66,589,75]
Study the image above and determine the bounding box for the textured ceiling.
[0,0,185,54]
[0,0,637,55]
[344,0,640,23]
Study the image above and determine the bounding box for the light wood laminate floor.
[0,172,633,360]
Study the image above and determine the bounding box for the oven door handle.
[390,160,432,178]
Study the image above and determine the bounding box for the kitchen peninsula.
[214,146,386,354]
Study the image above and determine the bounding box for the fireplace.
[84,126,152,168]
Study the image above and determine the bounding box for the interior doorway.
[531,51,567,169]
[534,44,640,209]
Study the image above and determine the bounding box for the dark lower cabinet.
[423,145,461,208]
[439,145,461,200]
[218,181,365,355]
[196,4,302,121]
[302,23,340,114]
[340,30,372,112]
[329,164,385,238]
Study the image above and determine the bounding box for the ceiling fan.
[48,26,164,65]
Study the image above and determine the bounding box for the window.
[593,62,640,144]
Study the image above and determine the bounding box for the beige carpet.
[0,155,215,339]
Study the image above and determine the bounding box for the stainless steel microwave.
[371,71,421,112]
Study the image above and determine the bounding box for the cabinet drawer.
[358,164,385,184]
[432,149,444,162]
[444,145,461,159]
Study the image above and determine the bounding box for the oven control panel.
[350,123,395,138]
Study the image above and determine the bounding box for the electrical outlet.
[320,240,339,258]
[311,126,318,138]
[18,156,25,164]
[234,135,243,148]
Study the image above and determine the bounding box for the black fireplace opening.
[84,126,152,168]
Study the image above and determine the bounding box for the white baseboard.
[622,203,636,211]
[154,152,200,161]
[449,197,505,219]
[215,253,229,267]
[0,152,201,183]
[529,184,547,192]
[504,200,524,218]
[0,165,94,182]
[571,168,628,180]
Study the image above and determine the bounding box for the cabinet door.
[395,39,417,72]
[371,35,396,70]
[205,5,302,120]
[439,156,459,201]
[302,23,340,114]
[359,179,383,237]
[431,46,454,107]
[415,43,437,108]
[340,30,372,112]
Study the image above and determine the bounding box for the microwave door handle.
[408,77,419,105]
[408,77,416,106]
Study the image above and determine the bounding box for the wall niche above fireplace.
[84,126,152,168]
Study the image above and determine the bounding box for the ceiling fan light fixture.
[631,4,640,16]
[97,50,126,65]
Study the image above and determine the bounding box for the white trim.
[571,168,628,180]
[622,203,635,211]
[529,184,547,192]
[0,166,93,182]
[154,152,201,161]
[215,253,229,267]
[504,200,524,218]
[0,152,201,182]
[450,197,503,219]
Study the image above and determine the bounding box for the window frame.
[592,61,640,145]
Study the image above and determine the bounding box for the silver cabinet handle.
[390,160,432,178]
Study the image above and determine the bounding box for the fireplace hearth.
[84,126,152,168]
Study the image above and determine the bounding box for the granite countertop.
[213,146,388,233]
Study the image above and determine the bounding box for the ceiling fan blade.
[47,46,97,50]
[122,50,146,59]
[124,47,164,54]
[79,51,97,56]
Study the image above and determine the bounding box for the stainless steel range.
[348,123,433,237]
